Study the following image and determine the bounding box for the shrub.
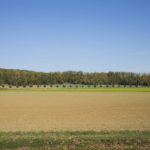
[23,84,26,88]
[63,85,66,88]
[69,85,72,88]
[29,84,33,88]
[9,85,12,88]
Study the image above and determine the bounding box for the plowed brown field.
[0,92,150,131]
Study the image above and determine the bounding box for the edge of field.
[0,131,150,150]
[0,87,150,92]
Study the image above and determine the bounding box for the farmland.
[0,90,150,149]
[0,91,150,131]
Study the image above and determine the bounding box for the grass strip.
[0,88,150,92]
[0,131,150,149]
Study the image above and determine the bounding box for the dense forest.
[0,68,150,87]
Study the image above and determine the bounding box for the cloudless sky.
[0,0,150,73]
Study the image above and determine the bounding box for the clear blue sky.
[0,0,150,73]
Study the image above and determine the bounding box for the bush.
[43,85,46,88]
[69,85,72,88]
[94,85,97,88]
[9,85,12,88]
[56,85,59,88]
[29,84,33,88]
[106,84,109,88]
[23,84,26,88]
[63,85,66,88]
[50,85,53,88]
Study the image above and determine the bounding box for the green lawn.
[0,131,150,150]
[0,87,150,92]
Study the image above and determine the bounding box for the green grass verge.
[0,88,150,92]
[0,131,150,150]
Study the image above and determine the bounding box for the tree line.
[0,68,150,87]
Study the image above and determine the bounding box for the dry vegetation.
[0,91,150,131]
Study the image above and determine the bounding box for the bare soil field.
[0,91,150,131]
